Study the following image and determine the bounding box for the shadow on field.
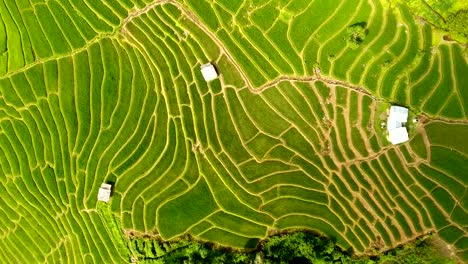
[244,238,260,249]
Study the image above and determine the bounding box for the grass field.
[0,0,467,262]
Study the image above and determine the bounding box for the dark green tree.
[445,9,468,38]
[345,22,368,49]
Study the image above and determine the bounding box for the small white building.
[388,127,409,145]
[200,63,218,82]
[387,106,409,145]
[98,183,112,203]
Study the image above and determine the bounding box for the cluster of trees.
[345,23,368,50]
[127,231,454,263]
[445,10,468,40]
[342,2,468,45]
[400,0,468,43]
[129,237,250,263]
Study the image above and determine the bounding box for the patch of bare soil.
[124,229,160,239]
[368,235,385,252]
[428,235,462,264]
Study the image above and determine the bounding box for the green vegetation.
[445,10,468,40]
[0,0,466,263]
[399,0,468,42]
[345,23,368,50]
[97,202,132,259]
[126,231,454,263]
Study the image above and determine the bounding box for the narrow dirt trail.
[118,0,467,258]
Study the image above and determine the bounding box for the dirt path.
[123,1,468,127]
[119,0,466,256]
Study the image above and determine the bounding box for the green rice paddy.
[0,0,466,262]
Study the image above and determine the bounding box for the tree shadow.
[209,61,220,76]
[105,173,117,196]
[245,238,260,249]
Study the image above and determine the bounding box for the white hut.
[388,127,409,145]
[98,183,112,203]
[200,63,218,82]
[387,106,409,145]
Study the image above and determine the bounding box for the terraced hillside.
[0,0,466,262]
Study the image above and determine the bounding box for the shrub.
[445,10,468,38]
[345,22,368,49]
[127,232,455,264]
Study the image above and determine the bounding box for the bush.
[262,232,339,263]
[345,22,368,49]
[127,232,454,264]
[377,236,455,264]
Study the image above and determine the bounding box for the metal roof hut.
[388,127,409,145]
[200,63,218,82]
[98,183,112,203]
[387,106,409,145]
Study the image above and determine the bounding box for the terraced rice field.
[0,0,466,262]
